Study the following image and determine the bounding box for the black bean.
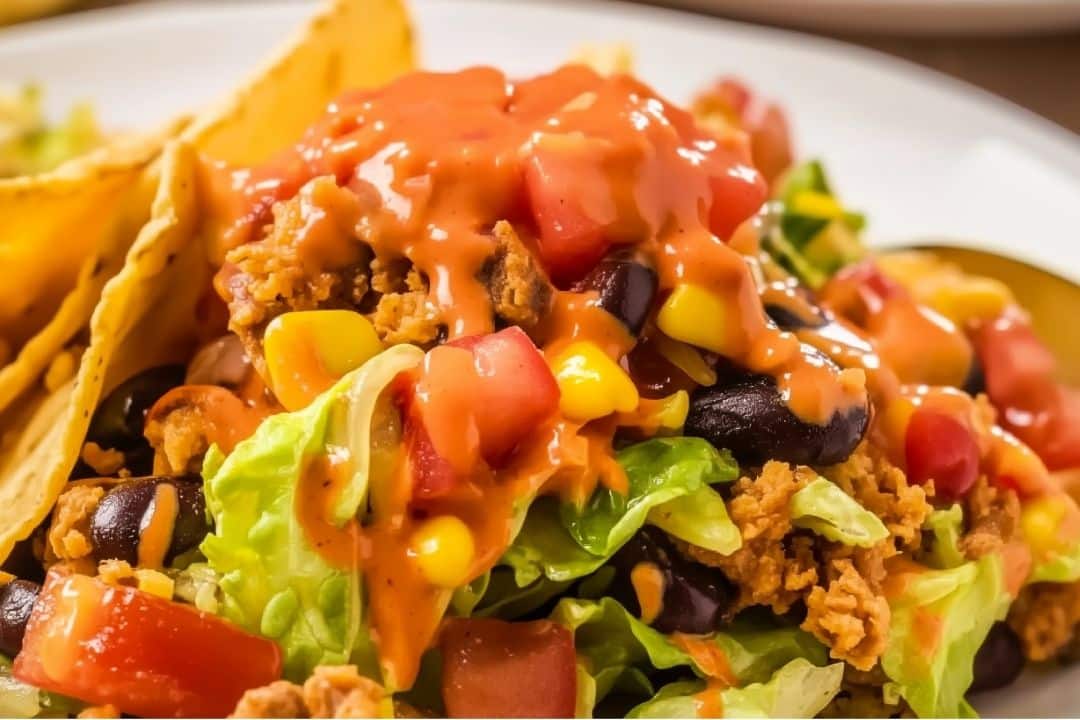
[90,477,208,566]
[0,579,40,657]
[85,366,186,474]
[685,349,869,466]
[969,622,1025,694]
[574,253,658,336]
[962,356,987,397]
[609,527,735,634]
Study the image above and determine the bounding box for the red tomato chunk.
[440,618,577,718]
[14,570,282,718]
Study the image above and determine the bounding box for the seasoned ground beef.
[221,176,554,366]
[45,484,103,566]
[144,404,210,476]
[675,443,928,671]
[676,461,818,614]
[221,177,372,371]
[1008,580,1080,661]
[367,257,441,346]
[825,443,932,553]
[960,475,1020,560]
[804,556,891,671]
[482,221,552,328]
[231,666,387,719]
[230,681,308,719]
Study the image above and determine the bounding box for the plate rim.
[2,0,1077,156]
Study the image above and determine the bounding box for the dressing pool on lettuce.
[201,345,424,679]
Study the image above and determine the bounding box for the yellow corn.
[551,341,640,422]
[654,335,717,387]
[656,284,730,355]
[264,310,384,410]
[618,391,690,433]
[1021,495,1067,557]
[789,190,844,220]
[135,569,175,600]
[927,277,1014,326]
[409,516,476,589]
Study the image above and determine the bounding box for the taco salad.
[1,1,1079,718]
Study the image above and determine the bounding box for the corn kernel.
[927,277,1014,326]
[551,341,640,422]
[654,335,717,386]
[135,569,175,599]
[656,284,730,355]
[409,516,476,589]
[618,391,690,432]
[789,190,844,220]
[879,396,916,457]
[264,310,384,410]
[1021,495,1068,557]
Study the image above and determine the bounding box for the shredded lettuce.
[1030,541,1080,584]
[0,656,81,718]
[551,597,828,713]
[562,438,739,556]
[0,85,103,178]
[200,345,424,680]
[790,477,888,547]
[922,504,966,570]
[881,554,1009,718]
[648,485,742,556]
[503,438,739,586]
[627,659,844,719]
[764,160,865,288]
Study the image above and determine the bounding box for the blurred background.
[1,0,1079,134]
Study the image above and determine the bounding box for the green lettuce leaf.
[0,85,103,178]
[562,438,738,556]
[648,485,742,555]
[201,344,424,680]
[474,567,573,619]
[790,477,888,547]
[503,438,738,586]
[881,554,1010,718]
[922,504,966,570]
[0,656,81,718]
[628,659,844,719]
[551,597,827,711]
[764,160,866,288]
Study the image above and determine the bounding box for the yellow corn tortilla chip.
[0,118,189,416]
[0,0,416,562]
[0,126,185,353]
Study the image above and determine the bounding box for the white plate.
[1,0,1079,714]
[658,0,1080,36]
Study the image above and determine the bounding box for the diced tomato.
[972,312,1080,471]
[14,570,281,719]
[464,327,560,462]
[699,78,793,187]
[904,407,980,501]
[524,143,614,283]
[707,164,769,241]
[406,410,460,500]
[822,261,905,323]
[412,327,560,478]
[440,618,577,718]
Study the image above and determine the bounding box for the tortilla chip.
[184,0,414,165]
[0,119,189,416]
[0,0,416,562]
[0,123,185,352]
